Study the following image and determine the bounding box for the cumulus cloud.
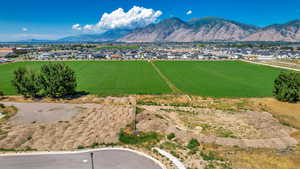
[72,24,82,31]
[21,27,28,32]
[186,10,192,15]
[73,6,162,33]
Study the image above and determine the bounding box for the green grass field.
[154,61,287,97]
[0,61,171,95]
[0,60,287,97]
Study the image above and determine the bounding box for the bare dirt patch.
[0,102,134,151]
[135,105,297,149]
[1,95,300,169]
[1,102,86,124]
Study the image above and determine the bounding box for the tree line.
[12,63,77,98]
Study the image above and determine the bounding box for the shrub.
[39,63,77,98]
[119,129,160,144]
[170,151,180,158]
[12,67,41,98]
[187,138,200,149]
[77,145,85,149]
[200,151,224,161]
[136,107,145,114]
[0,91,4,97]
[273,72,300,103]
[167,133,176,140]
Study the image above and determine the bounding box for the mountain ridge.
[58,17,300,42]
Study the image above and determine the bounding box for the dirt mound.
[137,105,298,149]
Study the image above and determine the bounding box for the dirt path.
[241,59,300,71]
[150,61,183,94]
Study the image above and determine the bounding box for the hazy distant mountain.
[18,39,54,43]
[243,19,300,42]
[59,29,132,42]
[119,17,260,42]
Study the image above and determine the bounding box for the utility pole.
[90,152,95,169]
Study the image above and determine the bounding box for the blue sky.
[0,0,300,41]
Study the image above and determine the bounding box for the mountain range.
[60,17,300,42]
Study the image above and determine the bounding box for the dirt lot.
[0,95,300,169]
[0,101,134,150]
[2,102,86,125]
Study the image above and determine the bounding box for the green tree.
[12,67,41,98]
[273,72,300,103]
[40,63,77,98]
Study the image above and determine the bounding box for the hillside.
[57,17,300,42]
[119,17,300,42]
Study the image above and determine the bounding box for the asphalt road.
[0,149,164,169]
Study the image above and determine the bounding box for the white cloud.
[72,24,82,31]
[21,27,28,32]
[73,6,162,33]
[83,24,94,31]
[186,10,192,15]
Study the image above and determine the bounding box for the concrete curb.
[0,147,167,169]
[154,148,186,169]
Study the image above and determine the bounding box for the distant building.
[0,48,16,58]
[110,54,122,60]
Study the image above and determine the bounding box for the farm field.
[0,61,171,95]
[0,60,287,97]
[154,61,287,97]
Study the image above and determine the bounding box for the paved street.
[0,149,163,169]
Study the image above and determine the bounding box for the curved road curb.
[0,147,167,169]
[154,148,186,169]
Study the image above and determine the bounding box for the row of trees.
[12,63,77,98]
[273,72,300,103]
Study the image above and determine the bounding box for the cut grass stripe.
[150,61,183,94]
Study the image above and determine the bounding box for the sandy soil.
[136,105,298,149]
[0,102,134,151]
[0,95,299,151]
[0,95,300,169]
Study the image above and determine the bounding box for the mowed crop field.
[155,61,288,97]
[0,60,287,97]
[0,61,171,95]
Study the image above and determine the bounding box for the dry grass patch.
[0,105,17,121]
[250,98,300,130]
[198,143,300,169]
[229,149,300,169]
